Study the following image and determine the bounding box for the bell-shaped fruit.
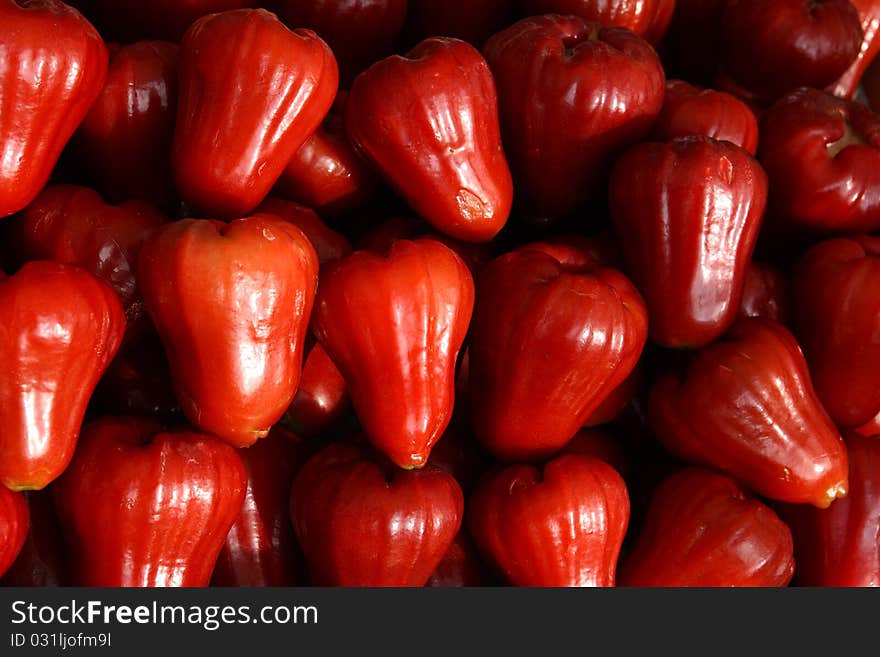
[619,466,795,587]
[53,417,246,587]
[290,442,463,586]
[311,239,474,469]
[0,0,108,218]
[173,8,338,218]
[610,136,767,348]
[468,247,647,463]
[138,214,319,447]
[346,37,513,242]
[467,453,630,587]
[484,15,665,222]
[649,317,849,508]
[0,262,125,491]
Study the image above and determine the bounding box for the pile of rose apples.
[0,0,878,588]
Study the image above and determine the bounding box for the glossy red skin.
[426,529,489,587]
[282,339,349,437]
[68,1,256,43]
[760,88,880,236]
[610,136,767,349]
[468,454,629,587]
[53,417,247,587]
[173,9,338,219]
[469,249,647,463]
[0,262,125,491]
[660,0,726,85]
[791,236,880,429]
[760,89,880,235]
[406,0,512,47]
[738,261,791,325]
[138,215,319,447]
[779,433,880,586]
[274,114,378,218]
[0,0,108,219]
[831,0,880,98]
[312,239,474,468]
[649,318,849,508]
[8,184,165,347]
[521,0,669,39]
[721,0,863,103]
[275,0,407,84]
[258,197,352,264]
[290,442,464,586]
[650,79,759,154]
[619,467,795,587]
[71,41,178,208]
[0,491,66,586]
[0,486,29,578]
[346,37,513,243]
[212,427,308,586]
[484,16,665,222]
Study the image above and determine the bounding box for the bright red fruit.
[275,0,407,84]
[484,15,665,222]
[346,37,513,243]
[0,486,29,578]
[650,79,759,154]
[610,136,767,349]
[521,0,672,40]
[311,239,474,469]
[649,318,849,508]
[720,0,863,104]
[468,249,647,463]
[0,262,125,491]
[0,0,108,218]
[290,442,464,586]
[467,454,630,587]
[53,417,246,587]
[173,9,338,218]
[829,0,880,98]
[212,427,308,587]
[138,215,319,447]
[738,261,791,324]
[758,88,880,236]
[792,236,880,429]
[780,432,880,586]
[619,467,795,587]
[6,184,165,346]
[70,41,179,208]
